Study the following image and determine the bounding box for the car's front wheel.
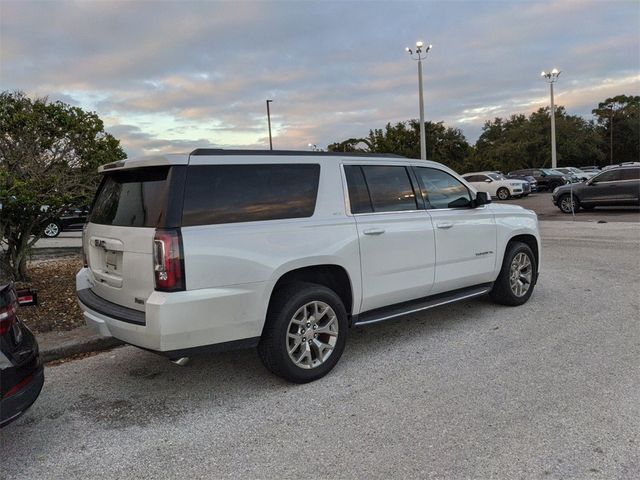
[43,221,61,238]
[490,241,536,306]
[558,193,580,214]
[497,187,510,200]
[258,282,348,383]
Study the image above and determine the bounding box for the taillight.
[153,229,185,292]
[0,302,17,335]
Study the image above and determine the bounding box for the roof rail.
[189,148,404,158]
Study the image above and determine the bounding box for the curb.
[36,326,124,363]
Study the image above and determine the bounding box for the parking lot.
[3,220,639,479]
[497,191,640,223]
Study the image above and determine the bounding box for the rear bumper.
[0,367,44,427]
[76,268,265,353]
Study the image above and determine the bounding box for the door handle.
[363,228,385,235]
[436,222,454,229]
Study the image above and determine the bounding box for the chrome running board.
[352,283,493,327]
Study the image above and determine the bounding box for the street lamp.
[540,68,561,169]
[406,41,432,160]
[266,99,273,150]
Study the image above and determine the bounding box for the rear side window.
[90,167,172,227]
[182,164,320,226]
[361,166,417,212]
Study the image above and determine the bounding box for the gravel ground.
[1,221,638,480]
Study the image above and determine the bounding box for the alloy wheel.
[497,189,509,200]
[509,252,533,297]
[286,301,339,369]
[560,195,577,213]
[44,223,60,237]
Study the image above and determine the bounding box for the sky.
[1,0,639,158]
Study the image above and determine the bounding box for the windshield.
[488,173,504,180]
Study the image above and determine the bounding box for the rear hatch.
[84,165,186,312]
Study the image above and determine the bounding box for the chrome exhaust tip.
[171,357,190,366]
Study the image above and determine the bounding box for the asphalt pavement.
[2,220,639,479]
[496,191,640,223]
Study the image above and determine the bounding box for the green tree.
[592,95,640,164]
[329,120,471,172]
[0,91,126,281]
[472,107,604,172]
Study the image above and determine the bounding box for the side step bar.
[352,283,493,327]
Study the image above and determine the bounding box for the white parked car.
[462,172,528,200]
[77,150,541,383]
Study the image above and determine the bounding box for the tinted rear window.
[360,165,417,212]
[182,164,320,226]
[90,167,172,227]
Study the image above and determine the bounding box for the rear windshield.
[182,164,320,226]
[90,167,172,227]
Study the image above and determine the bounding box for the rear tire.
[258,282,348,383]
[497,188,510,200]
[490,241,536,306]
[43,221,61,238]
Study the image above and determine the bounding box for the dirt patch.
[18,255,84,333]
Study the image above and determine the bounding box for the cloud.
[2,0,639,156]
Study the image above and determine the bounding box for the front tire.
[258,282,348,383]
[558,193,580,214]
[490,241,536,306]
[497,187,510,200]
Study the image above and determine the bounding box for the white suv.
[77,150,541,383]
[462,172,528,200]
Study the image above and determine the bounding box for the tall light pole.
[541,68,561,169]
[266,99,273,150]
[406,41,432,160]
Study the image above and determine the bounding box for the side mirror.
[475,191,492,206]
[484,178,492,183]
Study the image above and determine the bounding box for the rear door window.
[182,164,320,226]
[90,167,173,227]
[359,165,418,212]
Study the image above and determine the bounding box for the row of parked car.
[461,163,640,207]
[461,167,576,200]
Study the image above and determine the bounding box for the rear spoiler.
[98,154,190,173]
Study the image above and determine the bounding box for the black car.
[508,168,568,191]
[552,166,640,213]
[0,283,44,427]
[43,206,90,238]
